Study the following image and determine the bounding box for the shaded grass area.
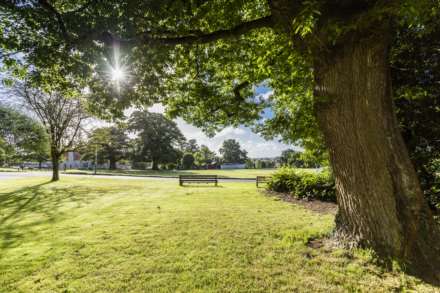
[63,168,279,179]
[0,178,436,292]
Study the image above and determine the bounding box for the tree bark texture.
[152,160,159,170]
[51,149,60,182]
[313,31,440,283]
[109,159,117,170]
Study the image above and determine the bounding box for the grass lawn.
[0,177,436,292]
[0,167,20,172]
[64,168,281,178]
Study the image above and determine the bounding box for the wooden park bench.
[179,175,218,186]
[256,176,271,188]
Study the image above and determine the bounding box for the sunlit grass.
[0,177,436,292]
[63,168,281,178]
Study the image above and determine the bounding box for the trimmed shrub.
[267,167,336,202]
[166,163,176,170]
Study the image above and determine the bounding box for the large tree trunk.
[313,31,440,283]
[50,149,60,182]
[151,160,159,170]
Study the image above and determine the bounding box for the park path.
[0,172,255,183]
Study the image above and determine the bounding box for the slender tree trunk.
[313,31,440,283]
[109,159,117,170]
[152,160,158,170]
[50,148,60,182]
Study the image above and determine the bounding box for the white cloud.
[175,118,298,158]
[148,104,165,114]
[258,90,273,101]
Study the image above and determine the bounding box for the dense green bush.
[166,163,176,170]
[267,167,336,202]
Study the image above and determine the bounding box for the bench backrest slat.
[179,174,218,186]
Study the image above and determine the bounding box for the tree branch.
[233,81,250,101]
[38,0,69,40]
[105,15,274,46]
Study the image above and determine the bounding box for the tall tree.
[15,85,87,181]
[0,105,49,165]
[128,111,185,170]
[83,126,129,170]
[1,0,440,282]
[219,139,248,164]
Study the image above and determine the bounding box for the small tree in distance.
[128,111,185,170]
[0,105,49,167]
[194,145,216,168]
[82,126,129,170]
[219,139,247,164]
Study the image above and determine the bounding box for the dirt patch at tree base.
[263,190,338,215]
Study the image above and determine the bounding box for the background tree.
[183,139,200,154]
[391,25,440,211]
[280,149,302,168]
[82,126,129,170]
[15,85,87,181]
[219,139,248,164]
[2,0,440,282]
[194,145,216,168]
[128,111,185,170]
[181,153,195,170]
[0,105,49,167]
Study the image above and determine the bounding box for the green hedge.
[267,167,336,202]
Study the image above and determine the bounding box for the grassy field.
[64,168,280,178]
[0,167,20,172]
[0,177,436,292]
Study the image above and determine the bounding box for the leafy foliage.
[0,105,49,165]
[128,111,185,170]
[267,167,336,202]
[219,139,247,164]
[194,145,216,168]
[181,153,195,170]
[81,126,130,170]
[391,23,440,211]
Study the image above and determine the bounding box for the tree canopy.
[0,105,48,165]
[219,139,247,164]
[82,126,129,170]
[128,110,185,170]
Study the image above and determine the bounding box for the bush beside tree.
[267,167,336,203]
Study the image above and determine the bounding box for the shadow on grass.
[179,185,224,188]
[0,182,125,249]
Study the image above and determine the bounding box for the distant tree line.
[78,112,252,171]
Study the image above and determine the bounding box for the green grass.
[64,168,280,178]
[0,177,436,292]
[0,167,20,172]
